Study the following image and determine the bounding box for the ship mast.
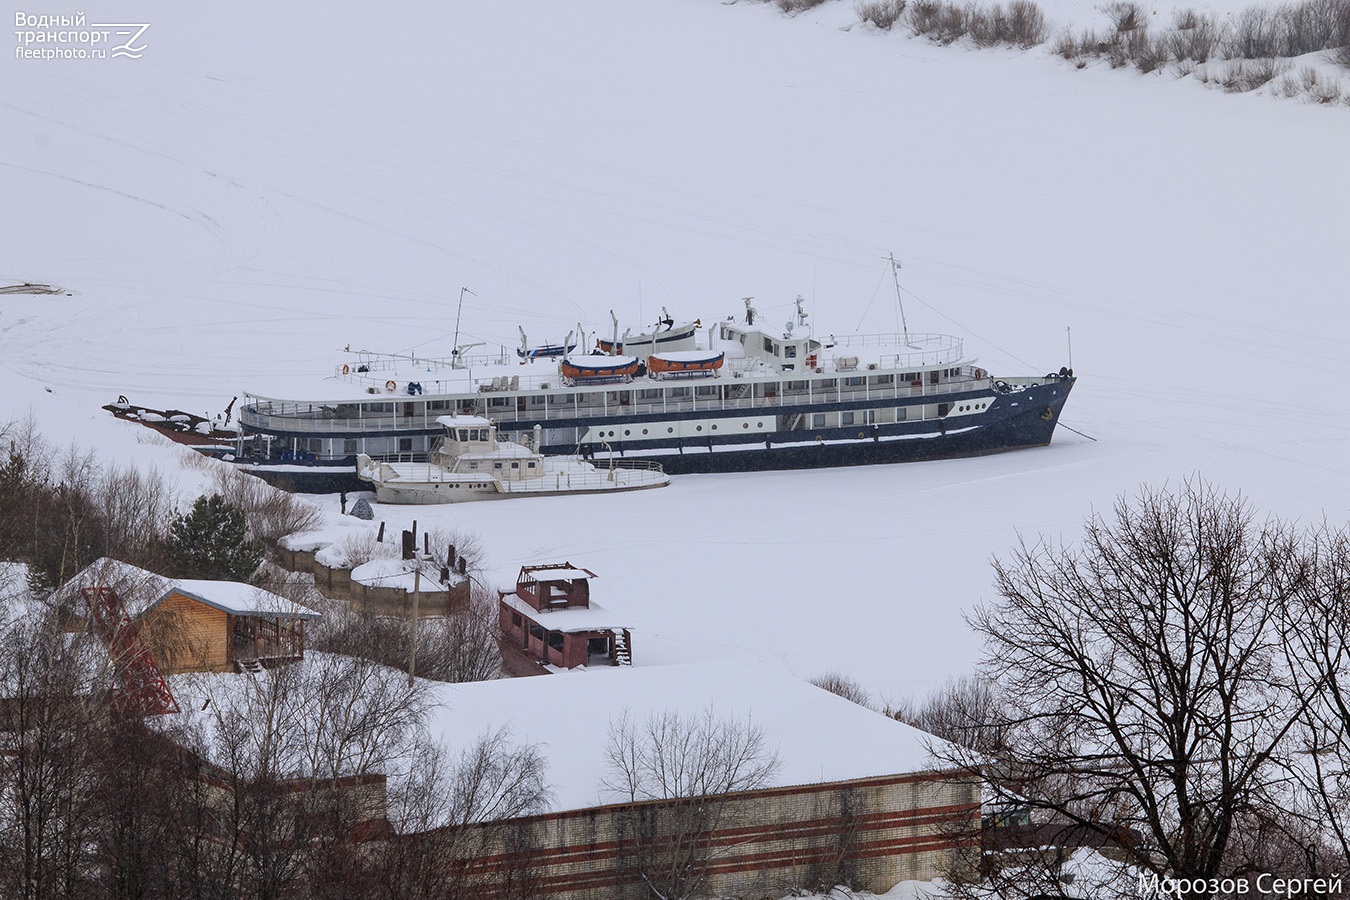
[887,252,911,346]
[452,286,476,368]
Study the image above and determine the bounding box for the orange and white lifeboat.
[560,355,640,383]
[647,350,725,378]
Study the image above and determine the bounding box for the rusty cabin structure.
[498,563,632,671]
[59,559,321,675]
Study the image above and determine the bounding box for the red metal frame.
[82,586,180,716]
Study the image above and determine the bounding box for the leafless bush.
[856,0,908,28]
[209,464,324,546]
[1168,8,1220,60]
[324,529,398,569]
[312,584,502,684]
[1277,0,1350,55]
[1227,7,1282,57]
[422,525,485,575]
[908,0,971,42]
[1286,63,1348,99]
[810,671,874,708]
[1105,0,1144,32]
[1052,27,1100,59]
[1006,0,1048,45]
[1221,56,1290,90]
[773,0,830,11]
[1127,26,1170,71]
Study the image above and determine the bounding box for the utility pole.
[408,566,420,688]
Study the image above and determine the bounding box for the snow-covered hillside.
[3,0,1348,701]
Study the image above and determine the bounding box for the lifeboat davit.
[560,355,640,383]
[646,350,725,379]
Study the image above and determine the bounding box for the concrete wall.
[442,770,980,899]
[279,546,469,616]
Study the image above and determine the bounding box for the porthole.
[743,423,749,429]
[712,425,718,430]
[641,428,648,435]
[696,425,703,432]
[667,427,674,433]
[624,429,631,436]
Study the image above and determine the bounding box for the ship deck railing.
[242,367,1001,434]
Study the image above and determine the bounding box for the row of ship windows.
[588,402,991,439]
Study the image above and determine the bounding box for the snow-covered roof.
[501,592,626,633]
[56,558,320,620]
[436,414,492,428]
[170,579,321,619]
[521,565,595,582]
[425,661,949,814]
[350,557,441,593]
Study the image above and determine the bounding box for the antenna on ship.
[1067,326,1073,371]
[452,287,476,368]
[887,253,912,347]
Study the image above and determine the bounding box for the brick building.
[422,662,980,897]
[498,563,632,672]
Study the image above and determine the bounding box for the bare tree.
[941,478,1336,899]
[311,585,502,684]
[0,609,113,900]
[601,707,780,900]
[377,728,551,900]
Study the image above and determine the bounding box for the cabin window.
[669,387,690,399]
[763,337,773,353]
[695,385,718,397]
[398,438,412,453]
[529,395,545,406]
[529,623,545,641]
[547,631,565,652]
[896,407,908,421]
[844,377,864,387]
[428,400,449,411]
[862,409,876,424]
[511,613,522,627]
[343,439,357,454]
[511,462,520,469]
[938,403,951,417]
[784,345,797,358]
[811,413,826,428]
[494,462,503,470]
[639,389,662,400]
[785,380,807,391]
[871,374,894,385]
[841,411,856,426]
[488,397,510,408]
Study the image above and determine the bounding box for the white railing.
[241,368,993,436]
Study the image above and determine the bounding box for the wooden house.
[498,563,632,671]
[59,559,321,676]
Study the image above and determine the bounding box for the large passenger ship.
[236,296,1076,492]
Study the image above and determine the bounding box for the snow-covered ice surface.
[4,0,1350,705]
